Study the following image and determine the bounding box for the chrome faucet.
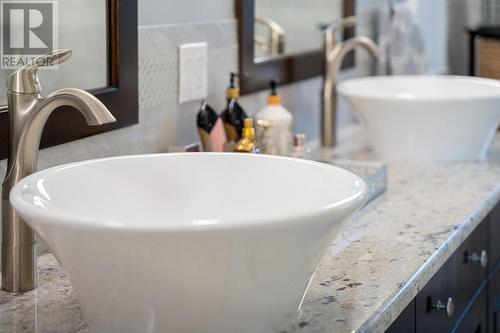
[255,17,286,57]
[1,49,116,292]
[322,16,380,147]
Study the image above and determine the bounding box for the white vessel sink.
[10,153,367,333]
[338,75,500,161]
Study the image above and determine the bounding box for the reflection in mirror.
[254,17,285,57]
[254,0,343,60]
[0,0,108,105]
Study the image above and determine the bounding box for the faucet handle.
[324,16,357,51]
[24,49,72,70]
[7,49,72,94]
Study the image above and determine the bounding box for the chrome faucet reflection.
[322,16,380,147]
[1,49,116,292]
[255,17,286,57]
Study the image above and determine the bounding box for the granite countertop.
[1,134,500,333]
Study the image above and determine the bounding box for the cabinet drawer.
[454,284,487,333]
[490,203,500,267]
[386,300,416,333]
[416,221,488,333]
[490,262,500,333]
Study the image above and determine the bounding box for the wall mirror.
[236,0,355,94]
[0,0,138,159]
[0,0,107,105]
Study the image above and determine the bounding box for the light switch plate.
[178,42,208,104]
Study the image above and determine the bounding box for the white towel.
[378,2,428,75]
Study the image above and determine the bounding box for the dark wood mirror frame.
[0,0,138,160]
[236,0,355,94]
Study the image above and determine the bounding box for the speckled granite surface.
[1,137,500,333]
[288,162,500,333]
[0,255,89,333]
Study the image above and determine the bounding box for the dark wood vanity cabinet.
[416,220,488,333]
[455,285,488,333]
[489,203,500,333]
[386,300,416,333]
[489,200,500,333]
[386,202,500,333]
[489,204,500,269]
[490,264,500,333]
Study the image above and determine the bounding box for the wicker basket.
[478,37,500,79]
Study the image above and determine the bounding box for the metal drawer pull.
[465,250,488,268]
[430,297,455,317]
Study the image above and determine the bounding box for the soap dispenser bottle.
[197,100,226,152]
[234,118,259,153]
[255,80,293,156]
[221,72,248,143]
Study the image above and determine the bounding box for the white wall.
[138,0,234,25]
[446,0,482,75]
[409,0,482,75]
[412,0,448,74]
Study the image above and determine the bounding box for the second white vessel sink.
[338,75,500,161]
[10,153,367,333]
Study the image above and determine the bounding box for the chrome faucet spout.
[43,88,116,126]
[1,50,115,292]
[4,89,115,186]
[322,26,380,147]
